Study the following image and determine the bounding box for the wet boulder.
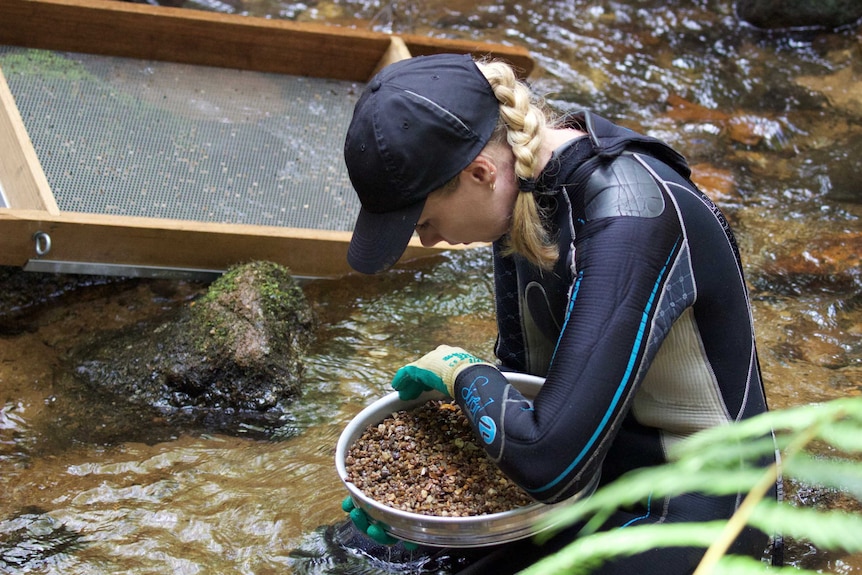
[71,261,316,416]
[736,0,862,30]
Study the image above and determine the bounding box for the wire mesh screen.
[0,45,362,231]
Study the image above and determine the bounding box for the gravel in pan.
[344,400,534,517]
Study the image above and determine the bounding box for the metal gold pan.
[335,372,598,548]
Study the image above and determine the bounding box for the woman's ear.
[462,155,497,187]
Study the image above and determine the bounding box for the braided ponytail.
[475,60,559,270]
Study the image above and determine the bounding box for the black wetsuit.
[443,111,775,574]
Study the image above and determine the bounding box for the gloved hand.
[391,345,494,401]
[341,496,417,550]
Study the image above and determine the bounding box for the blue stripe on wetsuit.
[549,269,584,365]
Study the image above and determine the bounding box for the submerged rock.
[736,0,862,30]
[70,261,316,417]
[0,507,82,572]
[753,231,862,294]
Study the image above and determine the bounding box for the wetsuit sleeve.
[453,155,687,503]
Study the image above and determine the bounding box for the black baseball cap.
[343,53,500,274]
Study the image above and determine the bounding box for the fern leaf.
[517,522,726,575]
[674,398,862,458]
[815,419,862,453]
[535,465,765,537]
[748,499,862,552]
[783,454,862,499]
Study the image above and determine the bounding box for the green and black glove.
[391,345,494,400]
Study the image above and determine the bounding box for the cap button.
[370,80,382,91]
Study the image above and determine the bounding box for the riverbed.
[2,0,861,573]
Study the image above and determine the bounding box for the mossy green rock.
[72,262,316,415]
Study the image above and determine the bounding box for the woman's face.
[414,152,517,247]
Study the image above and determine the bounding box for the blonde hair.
[475,60,559,270]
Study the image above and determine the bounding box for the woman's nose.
[417,228,443,247]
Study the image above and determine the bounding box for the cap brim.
[347,199,426,274]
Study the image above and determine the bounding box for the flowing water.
[2,0,861,573]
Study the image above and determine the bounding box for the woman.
[340,53,775,574]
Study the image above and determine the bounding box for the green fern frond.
[783,454,862,499]
[748,499,862,552]
[535,465,764,538]
[525,397,862,575]
[815,419,862,453]
[671,397,862,459]
[518,522,728,575]
[672,435,784,471]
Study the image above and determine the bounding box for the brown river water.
[2,0,861,573]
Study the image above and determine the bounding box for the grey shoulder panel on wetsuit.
[583,154,665,220]
[517,153,668,376]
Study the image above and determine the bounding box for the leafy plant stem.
[692,459,779,575]
[692,407,845,575]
